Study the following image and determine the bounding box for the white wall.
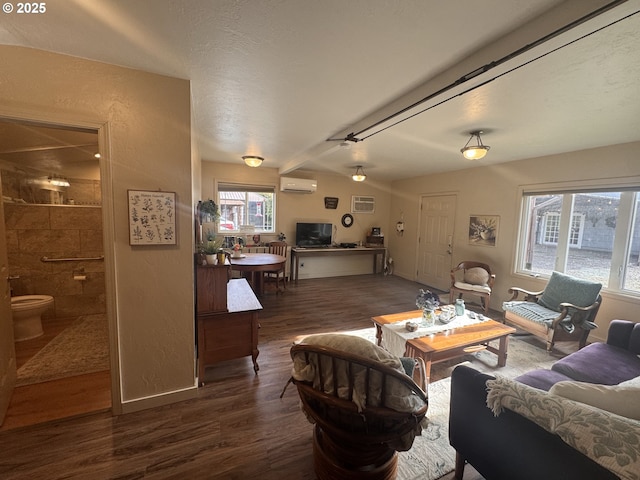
[389,142,640,342]
[0,46,196,410]
[200,161,393,277]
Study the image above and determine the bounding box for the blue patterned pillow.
[538,271,602,312]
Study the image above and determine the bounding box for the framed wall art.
[468,215,499,247]
[128,190,177,245]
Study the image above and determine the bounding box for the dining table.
[229,252,287,296]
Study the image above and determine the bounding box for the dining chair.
[449,261,495,314]
[265,241,287,292]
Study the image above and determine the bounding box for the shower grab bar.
[41,255,104,263]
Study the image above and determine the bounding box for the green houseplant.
[199,230,224,264]
[199,199,221,224]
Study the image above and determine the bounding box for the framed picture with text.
[128,190,177,245]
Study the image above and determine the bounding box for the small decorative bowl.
[406,321,419,332]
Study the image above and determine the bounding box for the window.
[217,183,275,233]
[516,188,640,294]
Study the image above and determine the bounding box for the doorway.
[416,194,457,291]
[0,119,111,429]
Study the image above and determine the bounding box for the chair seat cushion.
[537,271,602,312]
[551,342,640,384]
[515,368,576,391]
[454,281,491,293]
[502,301,561,325]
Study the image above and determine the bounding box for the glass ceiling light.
[352,165,366,182]
[48,175,70,187]
[461,131,490,160]
[242,155,264,167]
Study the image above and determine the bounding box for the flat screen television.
[295,222,332,247]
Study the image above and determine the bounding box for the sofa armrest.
[607,320,640,354]
[449,366,619,480]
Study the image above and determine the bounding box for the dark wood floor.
[0,275,483,479]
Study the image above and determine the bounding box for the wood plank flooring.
[2,316,111,432]
[0,275,483,479]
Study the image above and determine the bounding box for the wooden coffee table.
[371,310,516,379]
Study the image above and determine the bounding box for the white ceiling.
[1,0,639,181]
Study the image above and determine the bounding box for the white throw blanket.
[486,376,640,480]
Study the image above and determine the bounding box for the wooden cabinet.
[195,273,262,386]
[196,263,230,314]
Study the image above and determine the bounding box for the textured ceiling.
[1,0,639,181]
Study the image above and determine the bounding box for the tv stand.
[291,246,386,282]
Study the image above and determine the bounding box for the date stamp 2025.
[3,2,47,14]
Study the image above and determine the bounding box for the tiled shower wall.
[4,204,105,321]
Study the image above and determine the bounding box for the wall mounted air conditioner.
[351,195,375,213]
[280,177,317,193]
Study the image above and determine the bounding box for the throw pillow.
[464,267,490,286]
[549,380,640,420]
[538,271,602,312]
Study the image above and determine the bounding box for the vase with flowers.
[231,243,243,258]
[416,288,440,327]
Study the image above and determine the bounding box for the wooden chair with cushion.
[281,334,428,480]
[449,261,495,314]
[264,240,287,293]
[502,271,603,352]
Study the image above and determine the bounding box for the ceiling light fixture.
[48,176,70,187]
[460,131,490,160]
[352,166,366,182]
[242,155,264,167]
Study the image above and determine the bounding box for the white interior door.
[0,177,16,425]
[417,194,456,291]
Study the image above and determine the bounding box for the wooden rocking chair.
[282,335,428,480]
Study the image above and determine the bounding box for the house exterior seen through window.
[217,183,275,234]
[517,189,640,294]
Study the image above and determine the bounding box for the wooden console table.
[196,276,262,386]
[290,246,386,282]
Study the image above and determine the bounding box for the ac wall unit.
[280,177,317,193]
[351,195,375,213]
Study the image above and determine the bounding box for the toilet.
[10,295,54,341]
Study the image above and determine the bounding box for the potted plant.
[199,199,220,224]
[200,230,224,265]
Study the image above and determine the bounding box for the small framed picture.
[128,190,177,245]
[468,215,499,247]
[371,227,381,236]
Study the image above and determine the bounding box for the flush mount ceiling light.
[352,165,366,182]
[461,131,490,160]
[242,155,264,167]
[48,175,70,187]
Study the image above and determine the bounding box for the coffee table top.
[372,309,516,355]
[406,320,516,354]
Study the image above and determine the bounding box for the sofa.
[449,319,640,480]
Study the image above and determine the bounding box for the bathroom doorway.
[0,119,111,430]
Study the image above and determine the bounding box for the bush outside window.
[516,189,640,294]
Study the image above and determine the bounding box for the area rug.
[16,314,109,387]
[337,327,560,480]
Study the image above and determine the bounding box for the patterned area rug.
[16,314,109,387]
[340,327,560,480]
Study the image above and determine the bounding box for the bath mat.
[16,314,109,387]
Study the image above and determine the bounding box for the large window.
[217,183,275,233]
[517,188,640,294]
